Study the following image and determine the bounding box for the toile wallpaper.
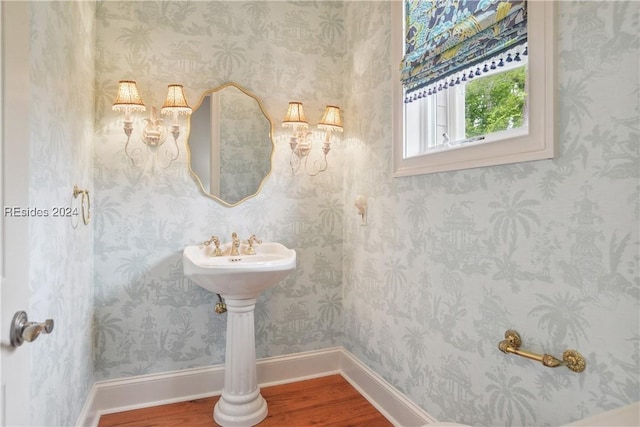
[93,0,345,380]
[20,1,638,426]
[28,1,96,426]
[342,1,639,426]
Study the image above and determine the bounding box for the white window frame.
[404,83,461,153]
[392,1,556,177]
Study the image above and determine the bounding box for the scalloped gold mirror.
[187,83,274,207]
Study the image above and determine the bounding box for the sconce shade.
[282,102,309,128]
[161,84,192,115]
[318,105,343,132]
[112,80,146,112]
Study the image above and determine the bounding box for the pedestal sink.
[183,242,296,426]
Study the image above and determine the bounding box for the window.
[393,1,555,177]
[405,59,528,154]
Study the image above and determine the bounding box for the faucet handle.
[203,235,222,256]
[245,235,262,255]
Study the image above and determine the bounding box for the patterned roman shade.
[401,0,528,100]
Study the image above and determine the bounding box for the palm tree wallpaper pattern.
[94,0,346,381]
[340,1,638,426]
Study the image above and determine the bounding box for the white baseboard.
[340,350,437,426]
[77,347,433,427]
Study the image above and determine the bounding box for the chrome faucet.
[230,232,241,256]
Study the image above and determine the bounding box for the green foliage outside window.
[465,66,527,137]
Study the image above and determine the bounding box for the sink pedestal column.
[214,298,267,427]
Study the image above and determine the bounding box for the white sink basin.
[183,242,296,299]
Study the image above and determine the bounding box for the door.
[1,2,32,425]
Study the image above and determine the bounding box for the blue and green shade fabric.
[401,0,528,98]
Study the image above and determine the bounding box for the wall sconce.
[282,102,343,176]
[112,80,192,169]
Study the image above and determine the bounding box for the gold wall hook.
[498,329,586,373]
[354,195,367,225]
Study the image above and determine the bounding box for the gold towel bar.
[498,330,586,373]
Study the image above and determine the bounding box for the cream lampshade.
[282,102,309,128]
[318,105,343,132]
[161,84,192,115]
[112,80,146,113]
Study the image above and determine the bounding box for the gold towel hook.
[498,330,586,373]
[73,185,91,226]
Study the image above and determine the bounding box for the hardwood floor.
[98,374,393,427]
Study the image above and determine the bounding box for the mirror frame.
[186,82,275,207]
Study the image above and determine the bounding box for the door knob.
[10,311,54,347]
